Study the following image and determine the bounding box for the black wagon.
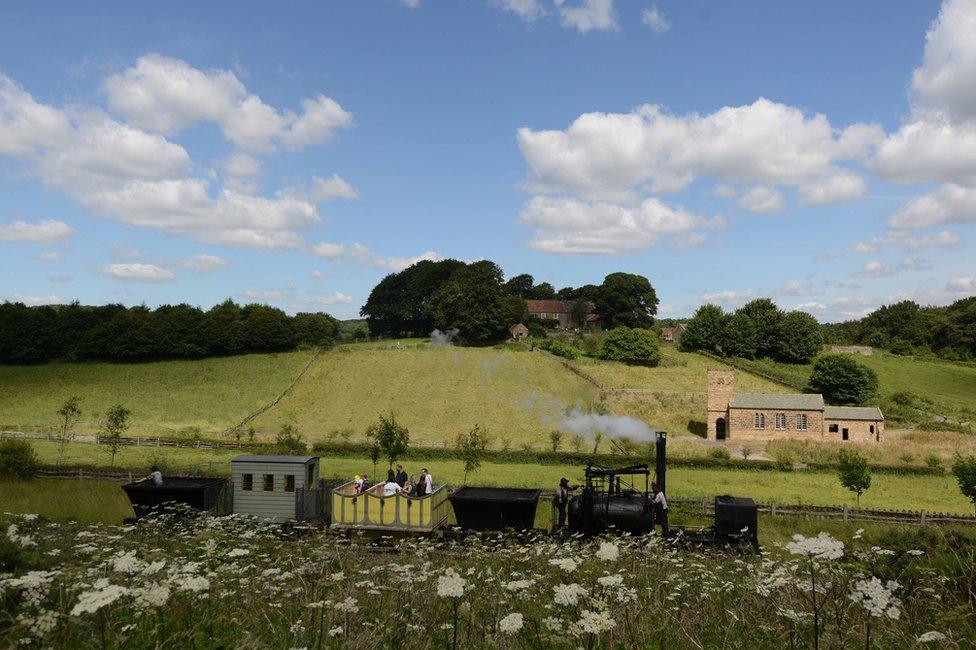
[121,477,227,520]
[449,486,541,531]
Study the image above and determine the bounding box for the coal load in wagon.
[449,487,541,531]
[122,477,227,520]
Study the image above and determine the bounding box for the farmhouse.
[661,323,686,342]
[525,299,601,329]
[706,370,884,443]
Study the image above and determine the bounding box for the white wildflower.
[553,583,588,606]
[227,548,250,558]
[542,616,563,632]
[499,612,524,634]
[577,609,615,634]
[907,550,925,556]
[548,558,579,573]
[71,583,128,616]
[503,579,535,592]
[597,574,624,588]
[133,584,170,608]
[852,528,864,540]
[334,597,359,614]
[778,608,808,623]
[786,533,844,560]
[329,626,343,637]
[436,568,466,598]
[917,631,947,643]
[111,550,145,574]
[595,541,619,562]
[849,577,901,620]
[173,575,210,593]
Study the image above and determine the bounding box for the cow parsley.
[849,577,901,620]
[786,533,844,560]
[577,609,616,634]
[499,612,523,634]
[437,568,466,598]
[553,583,588,606]
[595,542,619,562]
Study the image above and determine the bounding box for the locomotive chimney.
[655,431,666,493]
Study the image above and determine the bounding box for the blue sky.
[1,0,974,321]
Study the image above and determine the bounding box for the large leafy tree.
[599,327,661,366]
[837,449,872,507]
[360,259,465,337]
[807,354,879,405]
[680,304,726,354]
[776,311,824,363]
[428,261,515,343]
[593,272,658,328]
[735,298,785,358]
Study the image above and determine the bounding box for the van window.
[263,474,274,491]
[307,464,314,489]
[242,474,253,491]
[285,475,295,492]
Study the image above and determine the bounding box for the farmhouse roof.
[525,299,571,314]
[232,455,317,464]
[730,392,825,411]
[824,406,884,421]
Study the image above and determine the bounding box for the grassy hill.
[0,351,313,437]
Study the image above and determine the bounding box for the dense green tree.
[359,259,465,337]
[837,449,872,507]
[100,403,131,467]
[292,312,338,347]
[807,354,879,405]
[736,299,785,358]
[365,412,410,469]
[204,300,244,355]
[428,261,513,343]
[593,272,658,328]
[240,304,296,351]
[503,273,535,298]
[680,304,727,354]
[150,304,207,358]
[776,311,824,363]
[720,312,759,359]
[599,327,661,366]
[951,455,976,515]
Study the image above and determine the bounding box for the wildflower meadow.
[1,509,973,648]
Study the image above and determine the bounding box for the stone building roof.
[525,300,572,314]
[729,392,825,411]
[824,405,884,421]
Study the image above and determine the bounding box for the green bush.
[773,452,795,472]
[599,327,661,366]
[807,354,879,405]
[926,454,944,472]
[707,446,731,460]
[537,338,580,360]
[0,438,40,479]
[272,424,308,455]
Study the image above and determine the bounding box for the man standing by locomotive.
[554,477,577,532]
[652,482,669,538]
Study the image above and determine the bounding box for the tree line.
[359,258,659,342]
[680,298,824,364]
[824,297,976,361]
[0,300,338,363]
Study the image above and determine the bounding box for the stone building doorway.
[715,417,727,440]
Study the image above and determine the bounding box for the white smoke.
[559,408,657,442]
[429,328,460,346]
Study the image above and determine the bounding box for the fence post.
[771,503,777,517]
[920,511,927,524]
[701,497,707,517]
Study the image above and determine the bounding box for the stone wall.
[706,370,734,439]
[824,418,884,443]
[727,407,825,442]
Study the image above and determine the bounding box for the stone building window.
[797,414,808,431]
[754,413,765,429]
[774,413,786,429]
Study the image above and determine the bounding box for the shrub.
[740,446,752,460]
[599,327,661,366]
[807,354,879,405]
[0,438,39,480]
[273,424,308,455]
[548,430,563,452]
[773,452,795,472]
[99,403,131,467]
[365,413,409,468]
[898,453,916,465]
[925,454,943,472]
[538,338,580,360]
[708,446,731,460]
[837,449,872,507]
[951,455,976,515]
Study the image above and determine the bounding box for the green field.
[0,478,135,522]
[25,441,975,515]
[250,346,597,443]
[0,351,313,437]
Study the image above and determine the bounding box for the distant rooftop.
[231,455,317,464]
[824,406,884,421]
[730,393,825,411]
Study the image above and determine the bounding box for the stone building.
[525,300,600,330]
[706,370,884,443]
[661,323,686,343]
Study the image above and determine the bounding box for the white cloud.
[797,172,868,205]
[0,74,73,156]
[101,262,175,282]
[309,269,325,279]
[946,276,976,293]
[313,241,443,271]
[871,118,976,186]
[777,281,825,297]
[224,153,261,193]
[0,219,74,243]
[517,99,880,202]
[241,289,286,302]
[555,0,618,33]
[910,0,976,123]
[852,229,960,253]
[888,183,976,229]
[736,185,783,213]
[499,0,546,21]
[110,245,141,260]
[641,6,671,33]
[856,257,931,278]
[39,251,60,261]
[713,184,736,198]
[5,293,62,306]
[103,54,352,153]
[176,254,229,273]
[519,195,720,254]
[316,291,354,304]
[401,0,420,7]
[310,174,358,202]
[698,289,756,308]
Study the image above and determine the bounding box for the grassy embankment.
[0,351,313,437]
[24,440,975,515]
